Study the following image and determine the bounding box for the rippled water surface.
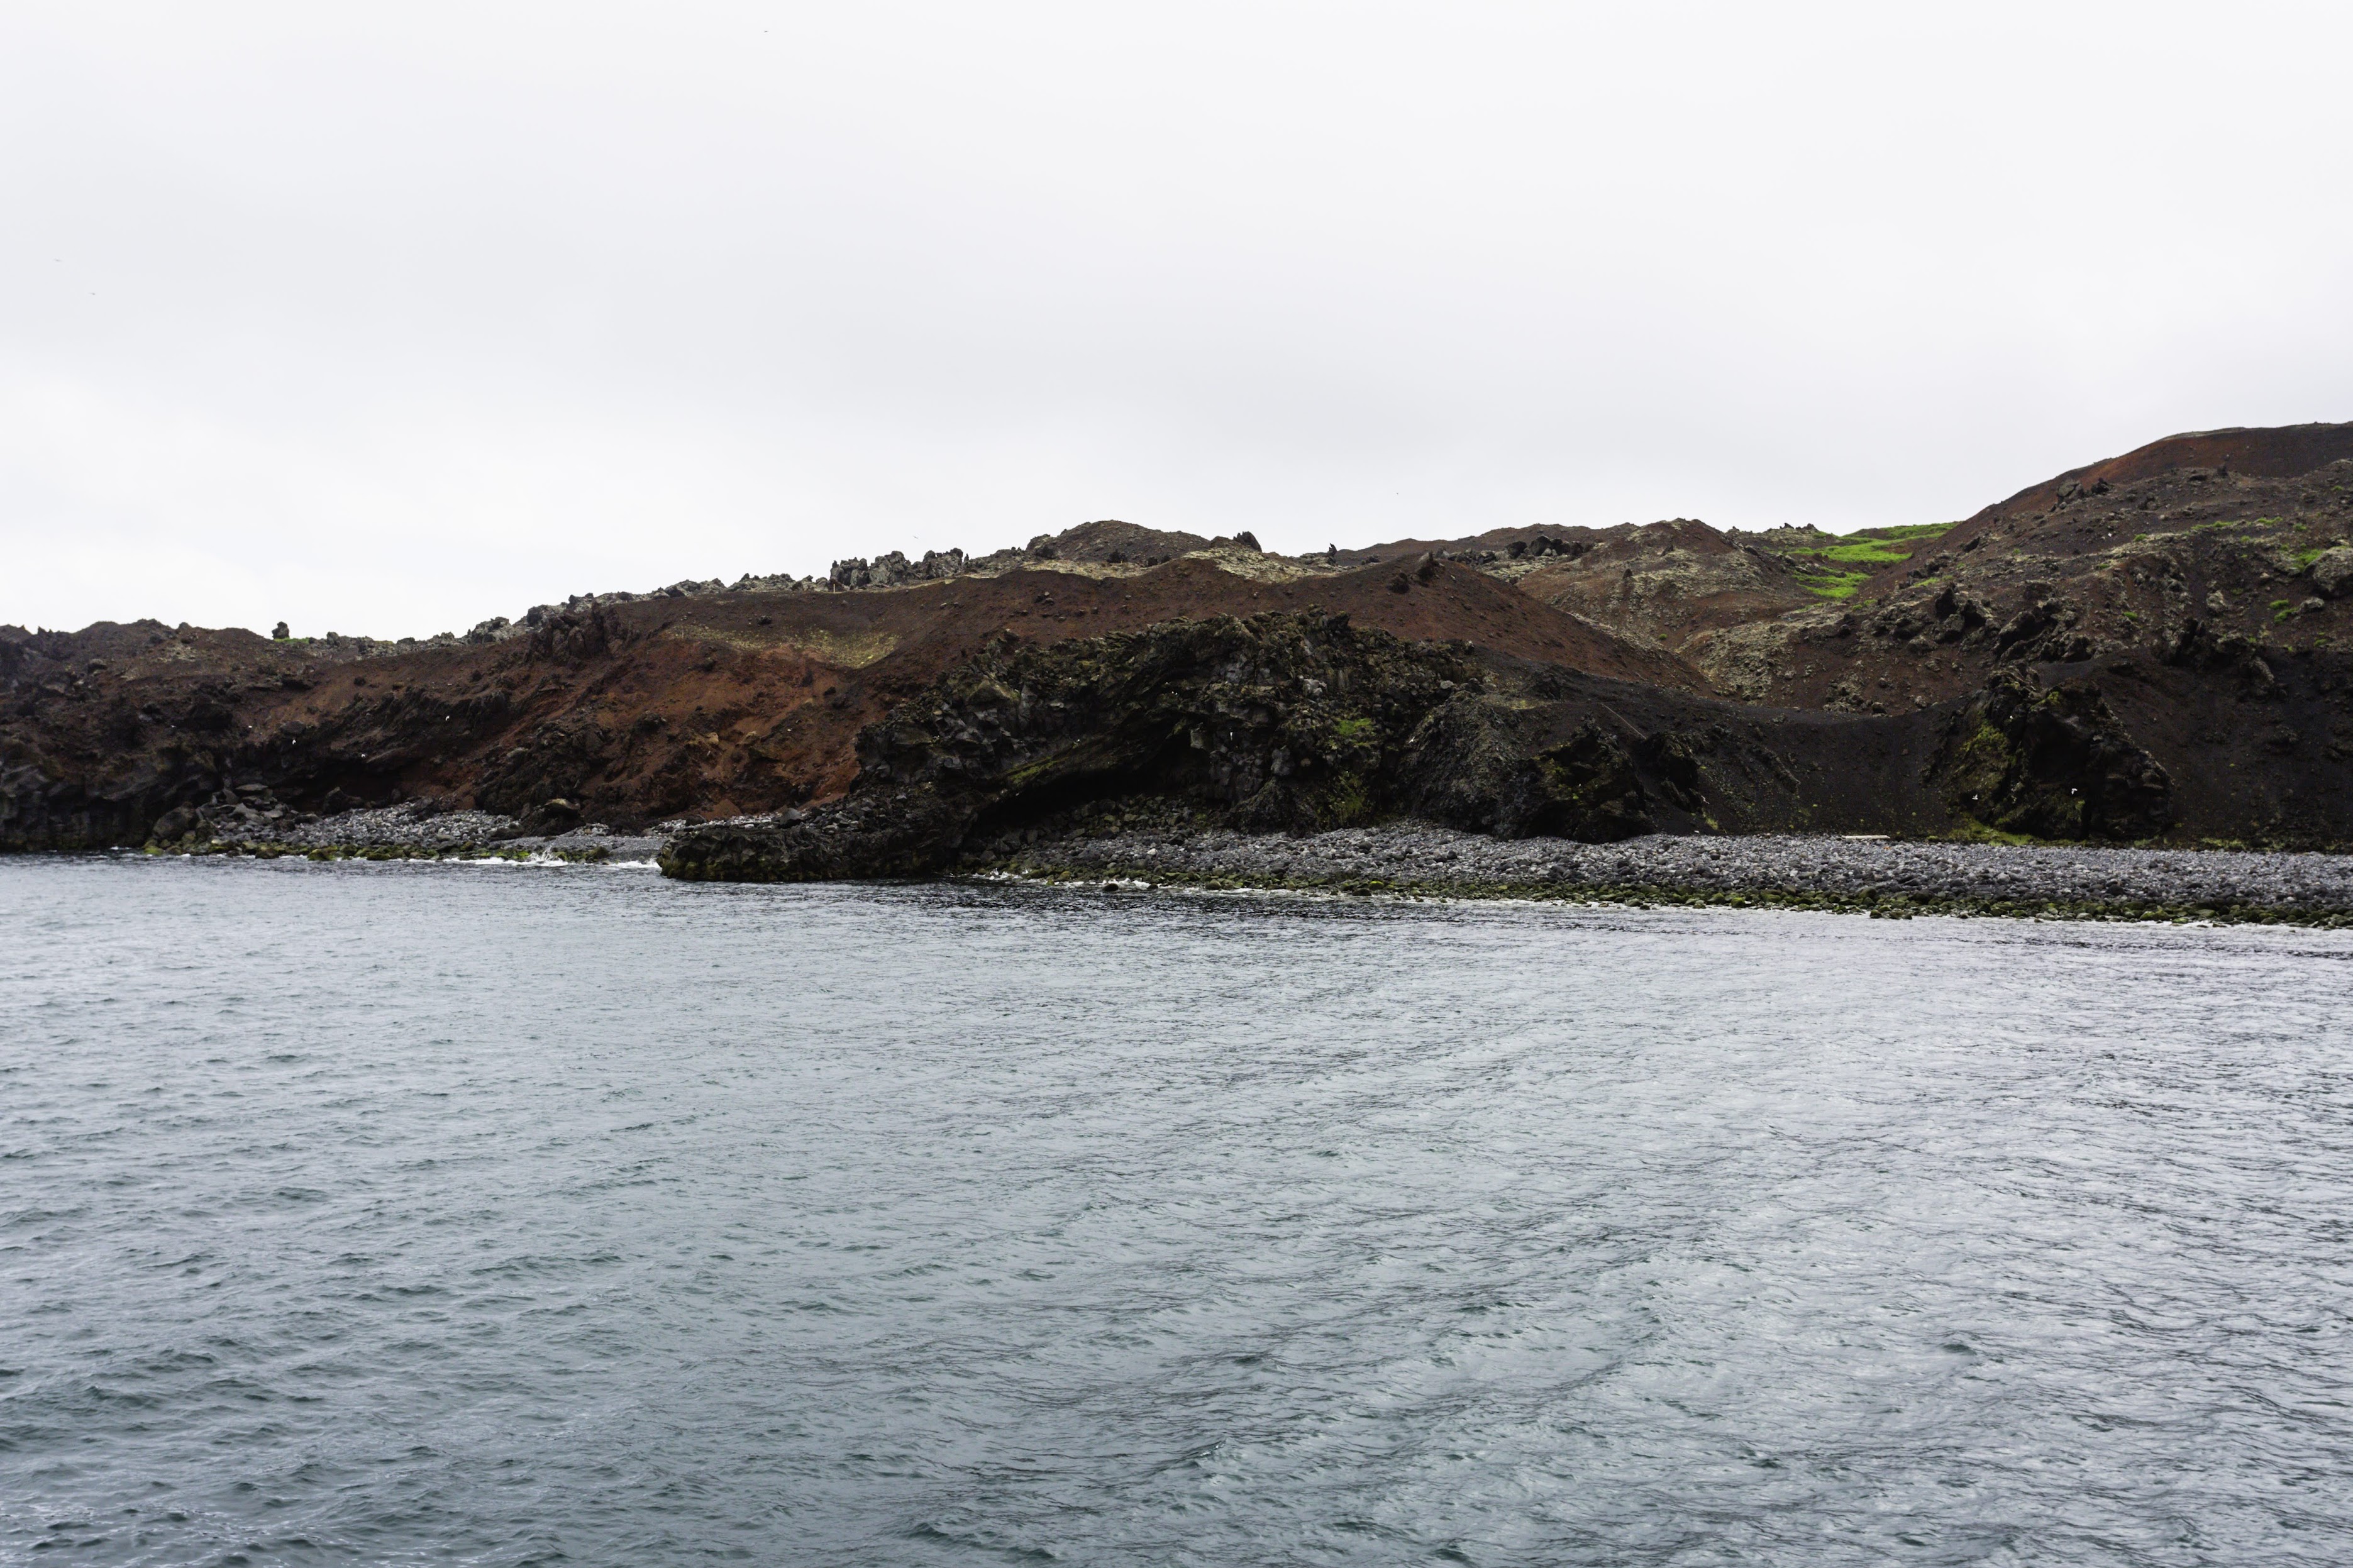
[6,856,2353,1565]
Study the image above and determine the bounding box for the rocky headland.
[9,421,2353,917]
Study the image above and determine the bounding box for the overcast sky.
[6,2,2350,638]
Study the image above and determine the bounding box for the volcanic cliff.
[6,422,2351,863]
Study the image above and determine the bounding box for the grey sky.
[6,1,2349,638]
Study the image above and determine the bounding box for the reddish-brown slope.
[1927,422,2353,566]
[5,555,1697,841]
[582,556,1701,816]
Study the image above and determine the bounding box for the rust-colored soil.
[1931,422,2353,562]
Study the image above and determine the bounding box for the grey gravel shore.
[991,822,2353,923]
[181,802,671,862]
[169,800,2353,921]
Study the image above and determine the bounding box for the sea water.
[4,855,2351,1565]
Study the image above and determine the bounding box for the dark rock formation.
[663,611,1480,880]
[828,548,970,589]
[1934,672,2173,841]
[660,612,2190,883]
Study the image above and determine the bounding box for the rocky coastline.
[10,426,2352,891]
[116,797,2353,925]
[977,817,2353,926]
[145,800,671,863]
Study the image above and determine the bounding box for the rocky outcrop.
[1394,698,1662,842]
[662,611,1483,880]
[1514,519,1819,649]
[828,549,970,590]
[659,607,2215,883]
[662,607,1820,882]
[1932,672,2173,841]
[824,521,1219,587]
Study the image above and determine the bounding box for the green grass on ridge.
[1775,522,1956,599]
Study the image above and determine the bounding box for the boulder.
[521,797,583,835]
[149,803,202,842]
[2311,545,2353,599]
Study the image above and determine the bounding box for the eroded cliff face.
[1,621,355,852]
[662,610,1476,880]
[1,557,1689,851]
[659,610,2193,882]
